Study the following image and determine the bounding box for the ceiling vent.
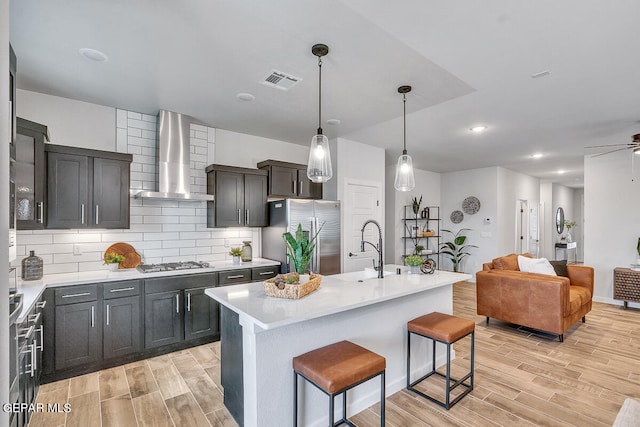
[260,69,302,91]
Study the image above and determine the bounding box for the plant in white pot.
[229,247,243,264]
[282,223,323,283]
[405,255,424,274]
[104,252,125,271]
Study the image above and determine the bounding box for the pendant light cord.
[317,56,323,134]
[402,93,407,155]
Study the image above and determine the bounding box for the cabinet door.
[47,152,90,228]
[15,120,47,229]
[184,287,219,341]
[244,173,267,227]
[215,171,244,227]
[297,168,323,199]
[94,158,130,229]
[144,291,182,349]
[269,165,297,197]
[54,301,98,370]
[104,296,141,359]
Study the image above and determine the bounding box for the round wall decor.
[421,258,436,274]
[462,196,481,215]
[450,210,464,224]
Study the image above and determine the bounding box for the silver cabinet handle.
[36,300,47,309]
[186,292,191,312]
[238,209,241,225]
[37,326,43,351]
[38,202,44,224]
[245,210,249,225]
[226,274,244,279]
[18,325,34,339]
[61,292,91,299]
[95,205,99,225]
[106,304,110,326]
[176,294,180,313]
[293,180,297,195]
[299,180,303,195]
[31,343,36,377]
[81,204,85,224]
[28,312,41,324]
[91,305,95,328]
[259,271,275,275]
[109,287,135,293]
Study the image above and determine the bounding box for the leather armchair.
[476,253,594,342]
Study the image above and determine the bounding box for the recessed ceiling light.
[531,70,551,79]
[531,153,543,159]
[470,125,487,133]
[236,93,255,102]
[326,119,341,126]
[557,170,566,174]
[78,47,108,62]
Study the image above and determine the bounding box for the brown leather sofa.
[476,253,594,342]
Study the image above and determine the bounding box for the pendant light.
[394,85,415,191]
[307,43,333,183]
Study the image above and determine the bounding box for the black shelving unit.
[402,205,440,269]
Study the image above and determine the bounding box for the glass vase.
[22,250,43,280]
[241,241,253,262]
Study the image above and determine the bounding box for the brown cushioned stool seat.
[293,340,385,426]
[407,312,475,409]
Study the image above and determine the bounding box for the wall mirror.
[556,207,565,234]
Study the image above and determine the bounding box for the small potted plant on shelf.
[413,244,425,255]
[229,247,243,264]
[104,252,125,271]
[411,195,422,217]
[282,223,324,283]
[405,254,424,274]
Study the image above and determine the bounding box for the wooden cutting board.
[104,242,142,269]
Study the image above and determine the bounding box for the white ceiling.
[10,0,640,187]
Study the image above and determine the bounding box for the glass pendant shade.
[394,152,415,191]
[307,133,332,183]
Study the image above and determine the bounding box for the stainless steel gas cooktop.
[136,261,210,273]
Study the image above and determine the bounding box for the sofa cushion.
[549,260,569,277]
[518,256,557,276]
[570,286,591,308]
[492,253,520,270]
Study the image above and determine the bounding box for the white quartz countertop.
[205,266,471,331]
[14,258,280,323]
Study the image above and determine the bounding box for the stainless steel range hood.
[134,110,213,201]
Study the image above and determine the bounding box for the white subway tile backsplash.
[131,206,162,216]
[45,263,79,275]
[130,240,162,250]
[53,233,104,244]
[191,123,207,133]
[117,109,128,128]
[142,113,157,123]
[179,216,206,224]
[129,224,163,233]
[116,128,128,153]
[144,215,180,224]
[144,248,180,259]
[23,244,73,255]
[101,232,144,242]
[127,111,142,120]
[17,234,53,245]
[162,207,195,216]
[128,136,156,148]
[180,246,211,256]
[128,127,142,137]
[79,262,110,272]
[141,130,157,140]
[54,252,102,264]
[144,232,180,241]
[162,240,196,249]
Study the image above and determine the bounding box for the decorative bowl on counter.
[263,273,322,299]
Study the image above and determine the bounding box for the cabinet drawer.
[103,280,141,299]
[218,269,252,286]
[54,285,98,305]
[252,266,279,281]
[144,273,217,294]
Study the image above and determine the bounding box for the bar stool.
[406,312,475,409]
[293,340,386,426]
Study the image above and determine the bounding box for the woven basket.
[263,274,322,299]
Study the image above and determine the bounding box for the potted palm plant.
[282,223,323,282]
[411,195,422,217]
[440,229,477,273]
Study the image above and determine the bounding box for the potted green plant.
[405,254,424,274]
[440,228,477,273]
[104,252,125,271]
[282,223,323,282]
[413,244,425,255]
[411,195,422,217]
[562,219,577,242]
[229,247,243,264]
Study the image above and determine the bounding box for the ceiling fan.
[585,134,640,157]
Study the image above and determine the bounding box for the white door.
[343,179,383,273]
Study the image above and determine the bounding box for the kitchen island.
[205,266,471,427]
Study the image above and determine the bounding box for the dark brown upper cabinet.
[46,144,132,229]
[206,164,268,228]
[257,159,322,199]
[15,118,49,229]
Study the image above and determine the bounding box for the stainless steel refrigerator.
[262,199,341,275]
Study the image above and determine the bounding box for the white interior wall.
[540,182,553,259]
[384,166,440,265]
[2,0,11,416]
[573,188,584,262]
[17,89,115,150]
[496,167,540,256]
[551,183,575,259]
[585,150,640,305]
[441,167,499,276]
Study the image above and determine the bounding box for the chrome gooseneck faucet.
[360,219,384,278]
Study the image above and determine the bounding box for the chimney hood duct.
[134,110,213,201]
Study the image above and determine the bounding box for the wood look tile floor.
[30,282,640,426]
